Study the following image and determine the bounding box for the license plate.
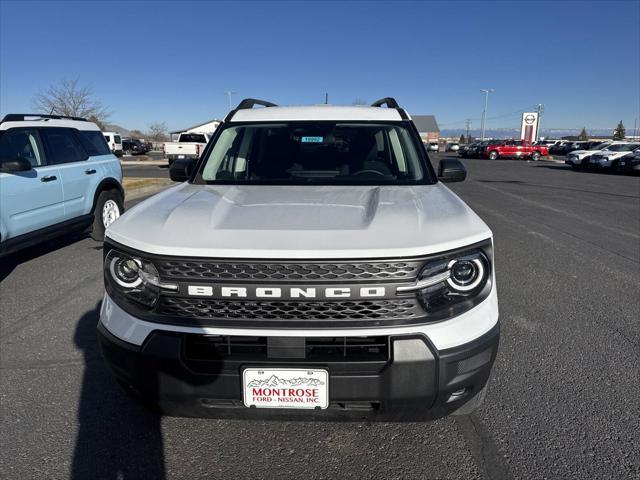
[242,368,329,409]
[178,154,185,159]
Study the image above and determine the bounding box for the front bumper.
[98,293,499,419]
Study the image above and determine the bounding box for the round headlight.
[447,258,485,292]
[110,256,142,288]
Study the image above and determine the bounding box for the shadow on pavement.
[71,302,165,479]
[0,231,89,283]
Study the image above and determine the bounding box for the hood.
[571,149,602,157]
[106,183,492,259]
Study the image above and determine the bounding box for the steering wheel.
[352,169,386,177]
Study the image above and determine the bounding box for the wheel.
[531,151,541,161]
[488,150,499,160]
[452,383,489,416]
[91,189,124,241]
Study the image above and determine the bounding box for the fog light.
[446,388,468,403]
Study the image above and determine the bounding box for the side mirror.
[169,158,196,182]
[0,157,32,173]
[438,159,466,183]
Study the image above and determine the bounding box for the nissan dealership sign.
[520,112,539,143]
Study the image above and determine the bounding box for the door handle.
[85,169,97,175]
[41,175,57,182]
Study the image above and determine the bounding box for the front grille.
[155,259,420,282]
[184,335,389,361]
[158,297,419,321]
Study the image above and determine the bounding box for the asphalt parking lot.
[1,154,638,479]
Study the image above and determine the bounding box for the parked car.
[122,138,147,155]
[164,132,211,165]
[616,148,640,174]
[98,97,499,419]
[586,143,640,170]
[565,141,615,168]
[466,140,501,158]
[483,139,548,161]
[427,142,439,152]
[447,143,460,152]
[563,141,589,154]
[457,144,471,157]
[0,114,124,255]
[549,140,573,155]
[103,131,123,156]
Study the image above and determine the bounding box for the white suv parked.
[98,98,499,419]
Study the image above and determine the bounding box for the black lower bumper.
[98,322,499,420]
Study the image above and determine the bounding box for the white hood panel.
[107,182,492,259]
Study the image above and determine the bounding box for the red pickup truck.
[482,140,548,161]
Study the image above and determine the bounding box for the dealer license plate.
[242,368,329,409]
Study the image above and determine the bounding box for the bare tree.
[148,121,168,142]
[32,78,111,128]
[129,129,145,139]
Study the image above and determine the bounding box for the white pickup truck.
[164,132,211,165]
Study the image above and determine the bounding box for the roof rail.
[1,113,89,123]
[370,97,408,120]
[224,98,278,122]
[371,97,400,109]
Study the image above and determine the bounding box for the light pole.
[225,91,237,112]
[535,103,544,141]
[480,88,495,141]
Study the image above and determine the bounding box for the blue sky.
[1,0,638,133]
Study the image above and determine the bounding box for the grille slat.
[156,260,420,282]
[158,297,418,321]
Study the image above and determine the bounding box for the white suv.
[98,98,499,419]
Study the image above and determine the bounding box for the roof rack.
[371,97,400,109]
[370,97,408,120]
[225,98,278,122]
[1,113,89,123]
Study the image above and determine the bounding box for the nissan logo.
[524,114,536,125]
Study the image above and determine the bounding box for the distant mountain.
[103,123,133,137]
[247,375,325,388]
[442,128,615,139]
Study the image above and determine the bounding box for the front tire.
[91,190,124,241]
[531,151,541,161]
[488,150,499,160]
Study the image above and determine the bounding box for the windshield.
[606,143,639,152]
[180,133,207,143]
[198,122,433,185]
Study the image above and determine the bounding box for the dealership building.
[412,115,440,143]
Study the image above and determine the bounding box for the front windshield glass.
[199,122,432,185]
[607,143,639,152]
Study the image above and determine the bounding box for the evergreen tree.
[459,134,466,144]
[613,121,626,140]
[578,128,589,141]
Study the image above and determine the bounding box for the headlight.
[104,249,177,309]
[397,244,492,320]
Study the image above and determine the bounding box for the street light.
[480,88,495,141]
[225,91,237,112]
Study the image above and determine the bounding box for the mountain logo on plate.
[247,375,325,388]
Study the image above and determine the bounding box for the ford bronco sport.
[0,114,124,255]
[98,98,499,419]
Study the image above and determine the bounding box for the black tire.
[488,150,499,160]
[91,189,124,241]
[531,151,541,161]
